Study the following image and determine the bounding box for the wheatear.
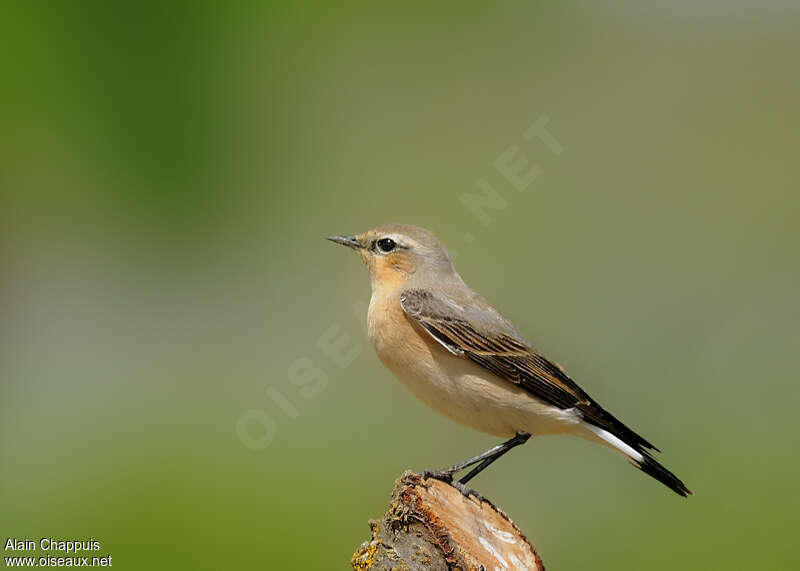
[328,224,691,496]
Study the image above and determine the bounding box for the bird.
[327,224,691,497]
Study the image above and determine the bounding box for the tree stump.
[352,471,544,570]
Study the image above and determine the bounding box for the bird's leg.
[457,432,531,485]
[422,432,531,486]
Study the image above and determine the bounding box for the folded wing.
[400,288,658,453]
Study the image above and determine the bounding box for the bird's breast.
[367,289,462,411]
[367,290,431,372]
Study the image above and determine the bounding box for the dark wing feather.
[400,288,658,453]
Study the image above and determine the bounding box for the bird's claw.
[452,480,483,501]
[420,469,454,483]
[421,470,484,501]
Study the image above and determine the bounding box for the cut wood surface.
[352,471,544,570]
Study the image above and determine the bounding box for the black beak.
[326,235,362,250]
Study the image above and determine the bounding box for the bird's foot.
[421,470,484,501]
[451,480,483,501]
[420,469,455,483]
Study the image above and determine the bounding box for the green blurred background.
[2,2,799,569]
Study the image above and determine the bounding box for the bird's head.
[326,224,456,290]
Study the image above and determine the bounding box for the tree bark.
[351,471,544,570]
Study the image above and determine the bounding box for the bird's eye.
[376,238,396,253]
